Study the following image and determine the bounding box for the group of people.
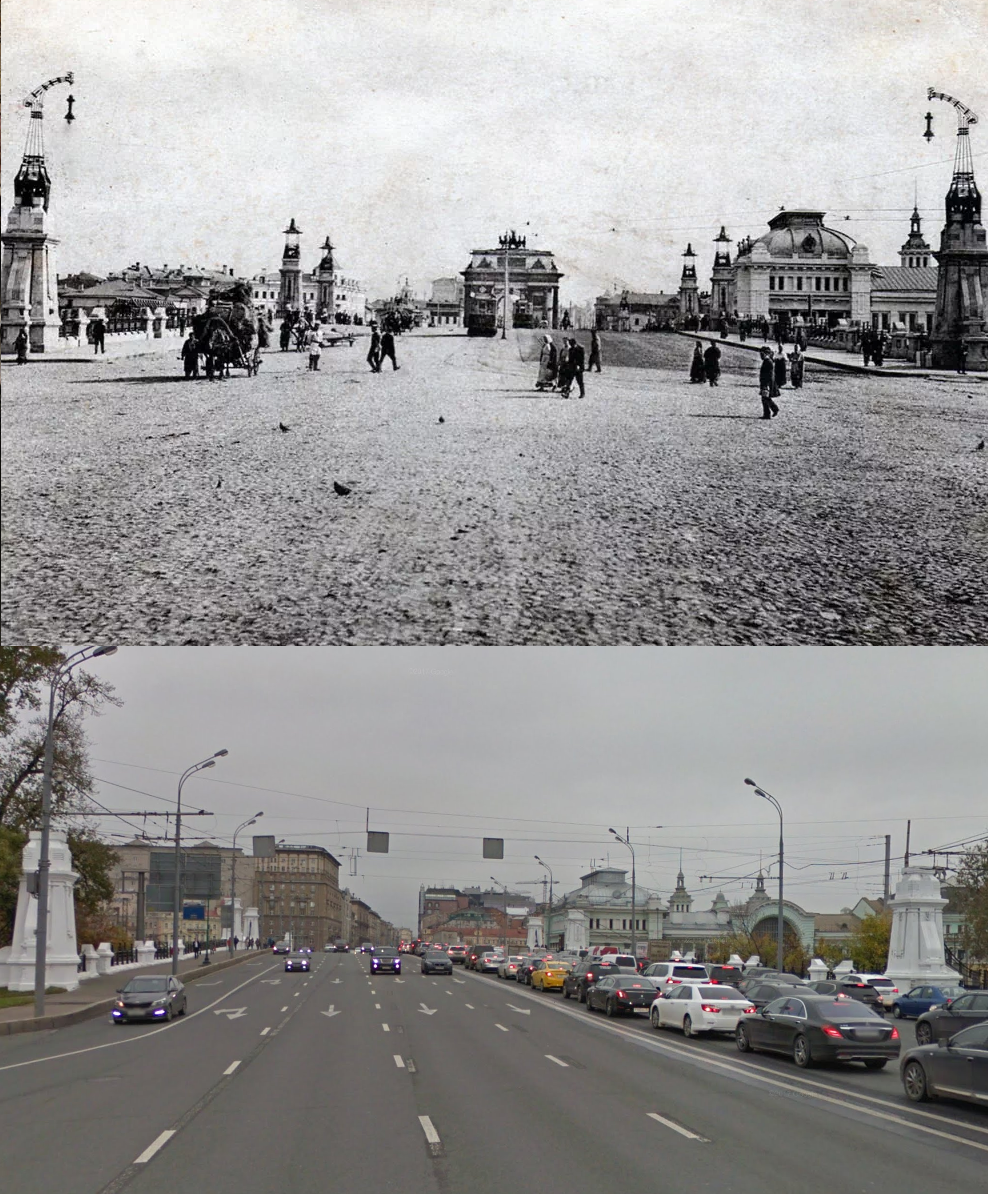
[366,323,400,372]
[860,328,889,367]
[535,329,601,397]
[688,338,804,418]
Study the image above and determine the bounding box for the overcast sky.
[3,0,987,302]
[69,647,988,930]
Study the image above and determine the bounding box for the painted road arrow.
[330,978,343,984]
[394,978,405,984]
[418,1004,438,1015]
[506,1004,531,1015]
[260,979,281,985]
[213,1008,248,1020]
[320,1006,341,1018]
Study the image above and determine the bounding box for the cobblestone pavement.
[2,331,985,644]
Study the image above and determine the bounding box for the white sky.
[74,647,987,931]
[2,0,987,301]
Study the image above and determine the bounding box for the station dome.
[752,209,857,259]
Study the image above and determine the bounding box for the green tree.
[0,825,28,946]
[953,841,988,962]
[847,911,892,973]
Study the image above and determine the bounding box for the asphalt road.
[3,331,985,645]
[1,952,985,1194]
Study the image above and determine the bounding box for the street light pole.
[172,750,228,975]
[502,233,510,340]
[491,877,507,954]
[745,779,786,973]
[230,813,262,955]
[34,645,117,1018]
[609,828,636,959]
[534,855,553,949]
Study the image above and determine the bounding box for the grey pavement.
[1,951,984,1194]
[2,330,986,645]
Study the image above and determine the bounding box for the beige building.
[254,843,343,949]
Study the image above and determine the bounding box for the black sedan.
[900,1022,988,1106]
[112,975,187,1023]
[562,960,617,1002]
[372,947,402,975]
[914,990,988,1045]
[736,994,900,1069]
[585,973,658,1017]
[421,949,452,975]
[285,952,310,972]
[742,980,815,1010]
[807,979,885,1014]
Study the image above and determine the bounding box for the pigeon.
[977,439,985,451]
[278,422,291,433]
[216,479,222,489]
[333,481,352,497]
[438,416,445,424]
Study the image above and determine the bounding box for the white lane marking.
[382,1023,390,1032]
[453,978,465,984]
[260,1027,270,1036]
[648,1112,710,1142]
[0,962,282,1073]
[321,1006,341,1018]
[281,1006,288,1012]
[495,1023,509,1032]
[394,1054,406,1068]
[418,1116,441,1146]
[545,1054,569,1067]
[407,1059,417,1073]
[212,1007,247,1020]
[506,1004,531,1015]
[223,1061,241,1076]
[419,1003,438,1015]
[445,990,453,996]
[370,989,376,994]
[293,992,300,998]
[134,1130,175,1164]
[375,1003,381,1009]
[197,981,222,986]
[464,1003,474,1009]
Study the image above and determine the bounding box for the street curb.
[0,951,260,1037]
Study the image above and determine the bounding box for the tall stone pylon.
[883,866,960,995]
[928,88,988,370]
[0,831,81,992]
[1,74,74,354]
[278,218,303,315]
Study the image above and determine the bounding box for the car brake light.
[617,991,625,998]
[743,1006,756,1014]
[890,1027,899,1040]
[708,978,719,983]
[586,973,593,980]
[700,1005,721,1013]
[821,1025,843,1038]
[669,979,681,984]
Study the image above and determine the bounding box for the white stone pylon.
[1,831,81,992]
[884,866,960,994]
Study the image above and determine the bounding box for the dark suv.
[467,945,497,971]
[371,947,401,975]
[807,978,884,1014]
[563,960,618,1003]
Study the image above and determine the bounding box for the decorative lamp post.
[534,855,553,948]
[172,750,228,974]
[491,876,508,954]
[229,813,262,955]
[609,828,637,959]
[34,645,117,1017]
[744,779,786,972]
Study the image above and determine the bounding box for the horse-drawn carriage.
[193,285,262,378]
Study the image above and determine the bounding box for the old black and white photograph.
[1,0,985,644]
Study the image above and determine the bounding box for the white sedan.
[497,955,526,979]
[650,983,755,1037]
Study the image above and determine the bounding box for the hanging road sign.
[367,831,390,853]
[483,838,504,859]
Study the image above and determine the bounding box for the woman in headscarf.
[773,345,788,392]
[556,338,572,396]
[689,340,705,383]
[789,345,805,390]
[536,333,557,390]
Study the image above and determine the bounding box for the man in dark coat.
[279,319,291,351]
[367,325,382,372]
[703,341,721,386]
[380,328,400,371]
[14,327,29,364]
[180,331,200,379]
[91,316,106,354]
[759,346,779,419]
[861,328,873,366]
[568,337,585,396]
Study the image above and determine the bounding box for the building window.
[609,919,613,930]
[796,277,803,291]
[815,277,822,291]
[778,276,784,291]
[843,278,849,292]
[769,276,775,291]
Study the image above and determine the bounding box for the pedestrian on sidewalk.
[536,333,557,390]
[257,316,270,350]
[874,331,886,367]
[307,324,323,371]
[193,938,201,958]
[861,328,872,366]
[91,316,106,354]
[280,319,291,351]
[180,331,200,379]
[773,345,788,391]
[556,339,572,395]
[789,344,805,389]
[957,338,969,374]
[689,340,705,383]
[589,329,603,372]
[568,337,586,397]
[380,328,400,371]
[759,346,779,419]
[367,324,382,372]
[14,326,29,364]
[703,340,721,386]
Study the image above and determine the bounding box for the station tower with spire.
[710,226,734,317]
[678,243,698,321]
[899,198,932,268]
[278,218,303,314]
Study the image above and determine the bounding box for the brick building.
[254,843,343,949]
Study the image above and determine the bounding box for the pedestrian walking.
[759,346,779,419]
[703,341,722,386]
[180,331,200,379]
[861,328,872,366]
[689,340,705,383]
[536,333,557,390]
[91,316,106,354]
[556,339,572,396]
[193,938,201,958]
[789,345,805,389]
[233,936,239,951]
[307,325,322,370]
[257,316,270,350]
[568,337,586,397]
[367,324,382,372]
[279,319,291,351]
[380,329,400,371]
[14,326,29,364]
[873,331,886,367]
[957,338,969,374]
[773,345,788,391]
[588,329,602,372]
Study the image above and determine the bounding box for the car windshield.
[376,949,398,957]
[697,986,743,1000]
[125,978,169,992]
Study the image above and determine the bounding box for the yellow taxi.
[530,959,572,991]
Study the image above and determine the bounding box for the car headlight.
[115,1001,125,1009]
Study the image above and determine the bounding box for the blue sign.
[183,904,206,921]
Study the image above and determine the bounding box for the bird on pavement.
[438,416,445,423]
[977,439,985,451]
[333,481,352,497]
[216,479,222,489]
[278,422,291,433]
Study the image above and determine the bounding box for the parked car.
[112,975,187,1023]
[497,955,526,979]
[371,947,401,975]
[900,1022,988,1106]
[891,984,967,1020]
[421,948,453,975]
[447,945,468,965]
[806,979,885,1014]
[477,951,505,974]
[736,994,900,1069]
[742,981,815,1011]
[563,959,618,1002]
[586,973,658,1017]
[915,990,988,1045]
[530,959,572,991]
[643,961,711,989]
[651,984,755,1036]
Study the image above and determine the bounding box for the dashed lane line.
[382,1024,391,1032]
[222,1061,241,1076]
[647,1112,709,1142]
[133,1131,175,1165]
[260,1027,270,1036]
[394,1055,406,1068]
[281,1006,288,1012]
[418,1115,443,1156]
[495,1024,509,1032]
[545,1055,569,1067]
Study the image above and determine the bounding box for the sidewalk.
[678,330,987,382]
[3,332,186,365]
[0,948,265,1035]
